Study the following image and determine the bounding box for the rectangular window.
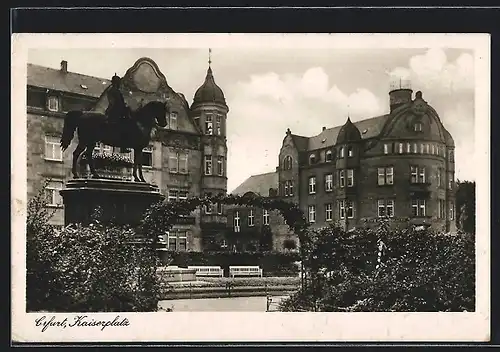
[44,135,63,161]
[45,180,63,206]
[426,144,430,154]
[419,167,426,183]
[177,231,187,251]
[339,200,345,219]
[325,203,333,221]
[325,174,333,191]
[377,199,386,217]
[169,112,178,130]
[378,199,395,218]
[263,209,270,225]
[288,180,294,196]
[178,191,188,200]
[414,122,422,132]
[308,205,316,223]
[204,155,212,175]
[437,168,441,187]
[205,114,213,135]
[339,170,345,188]
[168,190,178,202]
[142,146,153,167]
[377,168,385,186]
[205,203,213,214]
[399,143,404,154]
[169,152,178,173]
[431,144,435,154]
[411,199,426,217]
[378,167,394,185]
[339,147,344,158]
[168,189,188,201]
[411,166,418,183]
[413,143,418,154]
[384,143,389,154]
[450,203,455,220]
[217,156,224,176]
[448,174,454,190]
[420,143,425,154]
[179,152,188,174]
[216,115,222,135]
[217,203,223,215]
[387,199,394,217]
[284,181,289,196]
[347,146,353,157]
[346,201,354,219]
[167,232,177,251]
[438,199,446,219]
[234,211,240,231]
[308,176,316,194]
[248,209,255,227]
[407,143,411,153]
[347,169,354,187]
[47,96,59,112]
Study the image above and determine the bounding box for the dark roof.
[307,114,389,150]
[27,63,110,98]
[290,134,309,151]
[192,66,226,107]
[231,171,278,196]
[336,117,362,144]
[443,127,455,147]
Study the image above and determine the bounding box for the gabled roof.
[307,114,390,150]
[27,63,110,98]
[231,171,278,196]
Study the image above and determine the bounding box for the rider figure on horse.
[106,74,131,153]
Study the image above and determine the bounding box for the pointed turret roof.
[192,66,227,108]
[336,116,362,144]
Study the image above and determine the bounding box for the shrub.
[279,222,475,312]
[26,186,160,312]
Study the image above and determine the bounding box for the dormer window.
[347,146,353,157]
[414,122,423,132]
[325,150,333,162]
[309,154,316,164]
[339,146,345,158]
[47,96,59,112]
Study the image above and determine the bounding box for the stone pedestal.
[60,178,164,227]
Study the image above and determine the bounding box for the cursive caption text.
[35,315,130,332]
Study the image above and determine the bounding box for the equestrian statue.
[60,74,169,183]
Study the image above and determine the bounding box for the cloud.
[389,48,474,93]
[225,67,383,191]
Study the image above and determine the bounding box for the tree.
[26,184,160,312]
[456,180,476,234]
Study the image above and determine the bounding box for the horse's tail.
[60,110,82,152]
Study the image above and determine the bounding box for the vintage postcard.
[11,33,490,343]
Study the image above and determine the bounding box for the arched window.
[325,150,333,162]
[283,155,293,170]
[309,154,316,164]
[339,146,345,158]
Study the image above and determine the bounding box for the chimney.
[60,60,68,73]
[322,126,326,131]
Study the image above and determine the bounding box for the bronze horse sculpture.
[60,100,169,182]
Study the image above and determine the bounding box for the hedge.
[163,251,300,277]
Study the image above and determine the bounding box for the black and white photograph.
[11,33,490,342]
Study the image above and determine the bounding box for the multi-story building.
[227,83,457,250]
[27,57,229,251]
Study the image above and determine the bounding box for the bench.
[229,266,263,278]
[188,266,224,277]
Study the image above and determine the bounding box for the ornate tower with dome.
[190,53,230,250]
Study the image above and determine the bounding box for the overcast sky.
[28,47,475,192]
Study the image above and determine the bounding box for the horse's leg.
[72,142,86,178]
[86,143,100,178]
[138,149,146,183]
[133,148,140,182]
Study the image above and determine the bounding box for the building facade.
[227,84,457,248]
[27,57,229,251]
